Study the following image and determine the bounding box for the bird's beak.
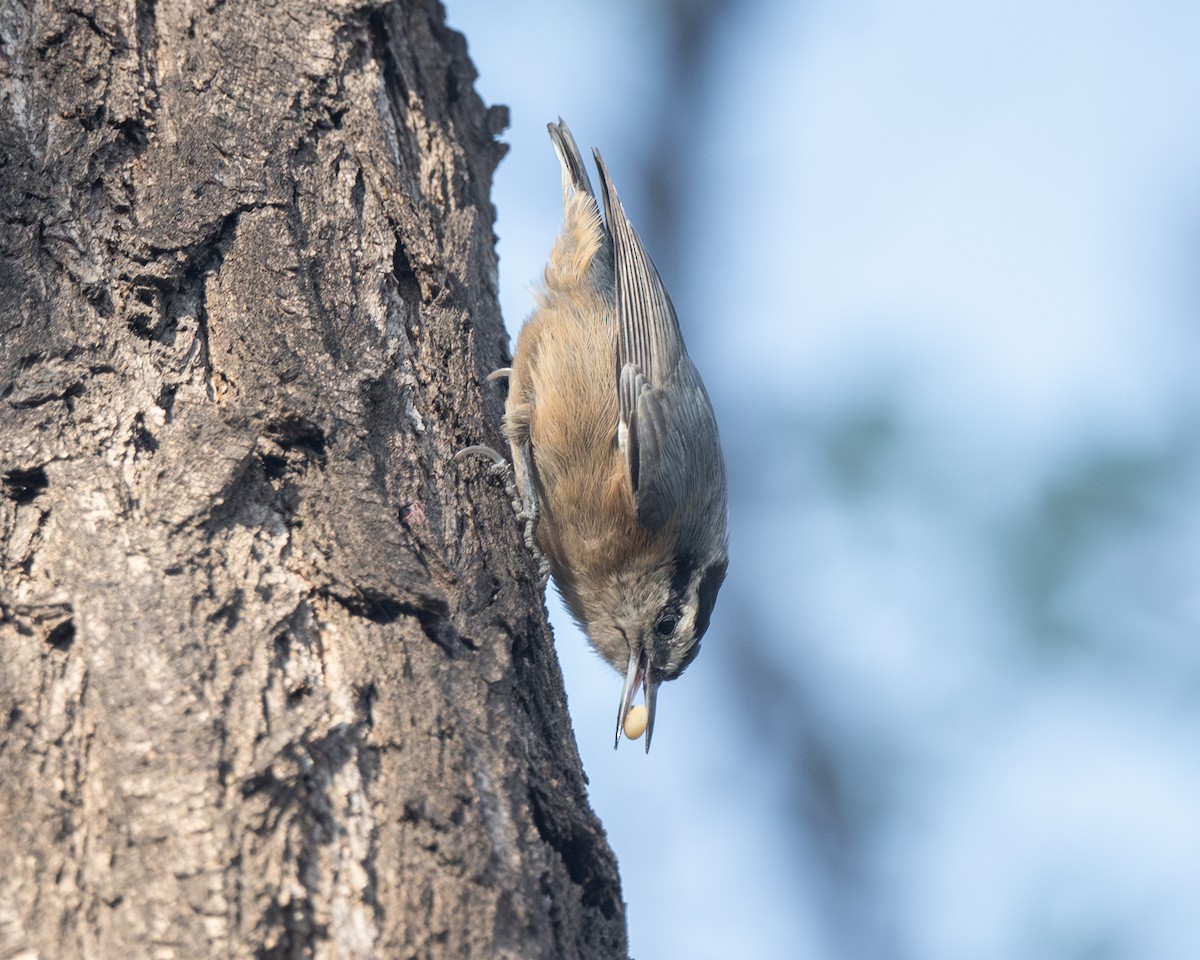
[643,671,658,753]
[615,651,639,749]
[614,644,658,753]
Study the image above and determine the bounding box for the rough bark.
[0,1,626,957]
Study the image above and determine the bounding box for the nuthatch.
[472,120,728,751]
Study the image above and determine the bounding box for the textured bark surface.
[0,1,626,957]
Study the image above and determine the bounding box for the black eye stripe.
[667,554,697,610]
[664,553,726,635]
[692,558,727,643]
[654,555,727,681]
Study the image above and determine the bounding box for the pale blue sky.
[446,2,1200,957]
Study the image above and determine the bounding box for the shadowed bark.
[0,1,626,956]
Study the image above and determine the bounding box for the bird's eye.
[655,614,679,637]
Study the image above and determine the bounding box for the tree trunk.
[0,1,626,957]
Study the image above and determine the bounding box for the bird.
[468,120,728,752]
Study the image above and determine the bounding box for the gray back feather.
[590,147,728,548]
